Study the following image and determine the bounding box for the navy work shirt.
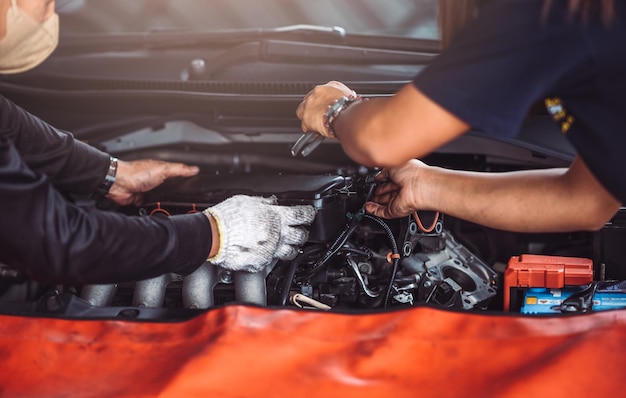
[414,0,626,203]
[0,95,211,285]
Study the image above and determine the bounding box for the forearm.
[332,97,392,167]
[2,200,212,285]
[1,95,110,195]
[0,139,211,284]
[332,84,470,168]
[420,160,620,232]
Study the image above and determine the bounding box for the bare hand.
[296,81,355,138]
[364,160,427,219]
[107,159,199,206]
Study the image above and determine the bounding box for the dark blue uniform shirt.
[414,0,626,203]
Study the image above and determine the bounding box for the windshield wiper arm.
[57,24,347,53]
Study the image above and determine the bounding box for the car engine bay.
[2,126,625,320]
[116,171,500,313]
[0,50,624,319]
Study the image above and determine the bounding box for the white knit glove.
[203,195,317,273]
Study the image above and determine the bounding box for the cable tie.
[386,252,401,263]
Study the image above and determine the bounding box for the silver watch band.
[93,156,118,197]
[323,94,364,138]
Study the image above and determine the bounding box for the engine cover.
[144,174,349,242]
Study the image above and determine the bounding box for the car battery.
[521,280,626,314]
[593,207,626,281]
[503,254,593,311]
[142,174,348,243]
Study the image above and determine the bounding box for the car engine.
[1,121,622,320]
[3,122,625,320]
[124,172,500,312]
[0,168,501,320]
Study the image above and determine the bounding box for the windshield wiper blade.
[56,24,438,55]
[58,25,346,52]
[202,40,434,78]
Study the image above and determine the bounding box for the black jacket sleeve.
[0,95,110,195]
[0,96,211,285]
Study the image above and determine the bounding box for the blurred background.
[55,0,438,39]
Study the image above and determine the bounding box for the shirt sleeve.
[0,137,211,285]
[0,95,110,195]
[413,0,590,138]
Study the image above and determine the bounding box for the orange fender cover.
[1,305,625,398]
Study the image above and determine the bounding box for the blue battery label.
[521,282,626,314]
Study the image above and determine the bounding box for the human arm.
[364,156,621,233]
[295,3,595,170]
[0,137,212,285]
[296,82,470,168]
[1,95,315,282]
[1,94,112,194]
[0,137,315,283]
[0,95,199,202]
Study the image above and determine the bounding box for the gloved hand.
[203,195,317,273]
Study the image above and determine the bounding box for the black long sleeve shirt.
[0,95,211,285]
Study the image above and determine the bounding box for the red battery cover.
[504,254,593,311]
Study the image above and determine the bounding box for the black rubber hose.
[363,214,399,308]
[279,244,326,306]
[295,216,361,282]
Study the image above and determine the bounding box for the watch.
[323,94,364,138]
[93,156,118,197]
